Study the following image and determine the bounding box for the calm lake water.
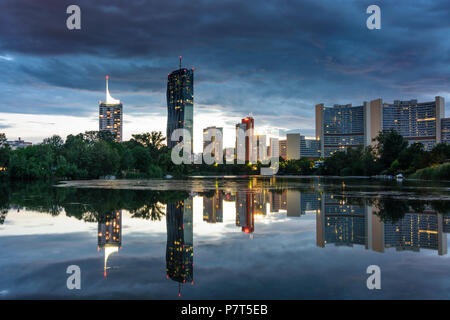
[2,177,450,299]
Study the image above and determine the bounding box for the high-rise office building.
[99,76,123,142]
[286,134,300,160]
[316,96,446,157]
[441,118,450,144]
[268,137,279,159]
[235,117,255,162]
[286,133,321,160]
[316,103,365,157]
[167,59,194,151]
[279,139,287,160]
[368,97,445,150]
[255,135,267,162]
[203,126,223,163]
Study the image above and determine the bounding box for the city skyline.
[1,0,449,153]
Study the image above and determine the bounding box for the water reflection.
[203,190,223,223]
[2,179,450,298]
[316,194,448,255]
[166,200,194,296]
[98,210,122,277]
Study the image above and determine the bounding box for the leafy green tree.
[131,146,151,173]
[0,133,10,169]
[43,135,64,151]
[397,142,429,174]
[85,141,120,178]
[430,143,450,164]
[375,129,408,170]
[131,132,165,150]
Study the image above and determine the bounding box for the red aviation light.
[105,75,109,80]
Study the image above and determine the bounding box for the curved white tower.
[105,75,121,104]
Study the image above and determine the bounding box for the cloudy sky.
[0,0,449,151]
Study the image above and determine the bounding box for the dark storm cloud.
[0,0,449,128]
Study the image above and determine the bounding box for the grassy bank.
[409,162,450,180]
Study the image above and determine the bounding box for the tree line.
[316,129,450,178]
[0,131,185,180]
[1,129,450,180]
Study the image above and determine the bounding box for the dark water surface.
[1,177,450,299]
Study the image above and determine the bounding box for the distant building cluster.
[7,138,32,150]
[201,96,450,161]
[316,96,447,157]
[93,62,448,162]
[5,58,450,164]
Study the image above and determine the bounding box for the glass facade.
[383,100,437,150]
[167,68,194,150]
[384,213,439,252]
[166,199,193,285]
[99,103,123,142]
[203,190,223,223]
[322,104,365,157]
[441,118,450,144]
[317,97,446,158]
[322,194,366,246]
[300,136,321,158]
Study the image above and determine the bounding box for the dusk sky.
[0,0,449,151]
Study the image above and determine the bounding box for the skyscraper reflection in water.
[166,199,194,296]
[203,190,223,223]
[316,195,448,256]
[236,191,255,234]
[98,210,122,277]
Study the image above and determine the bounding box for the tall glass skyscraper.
[166,62,194,151]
